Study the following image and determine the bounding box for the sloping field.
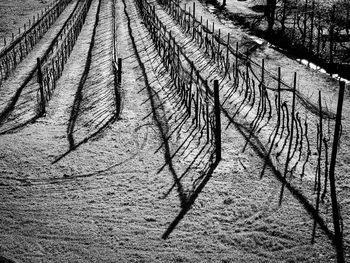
[0,0,349,262]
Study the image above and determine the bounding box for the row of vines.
[0,0,72,87]
[158,0,345,261]
[0,0,122,139]
[131,0,222,240]
[134,0,222,163]
[36,0,93,115]
[112,0,122,117]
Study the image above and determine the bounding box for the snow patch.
[297,58,350,84]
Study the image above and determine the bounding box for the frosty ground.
[0,0,349,262]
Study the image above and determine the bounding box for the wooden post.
[206,19,209,52]
[19,39,23,59]
[214,79,221,162]
[328,81,345,263]
[261,59,265,87]
[226,33,230,73]
[193,2,195,20]
[188,6,191,33]
[218,29,221,59]
[245,62,249,99]
[195,71,200,127]
[277,67,281,126]
[235,42,239,79]
[212,22,215,59]
[177,45,180,77]
[192,2,196,39]
[302,0,308,46]
[188,62,194,116]
[206,80,210,143]
[37,58,46,116]
[118,58,122,84]
[199,16,203,46]
[312,90,323,243]
[198,98,202,128]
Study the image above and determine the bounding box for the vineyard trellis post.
[37,57,46,116]
[192,2,196,40]
[225,33,230,74]
[214,79,221,162]
[312,90,323,243]
[329,81,345,263]
[277,67,281,125]
[118,57,122,85]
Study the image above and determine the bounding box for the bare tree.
[266,0,277,34]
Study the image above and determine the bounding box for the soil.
[0,0,349,262]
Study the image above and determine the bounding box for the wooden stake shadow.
[52,113,117,164]
[221,105,336,244]
[162,155,219,239]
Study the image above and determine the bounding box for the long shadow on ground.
[53,0,119,164]
[123,0,220,239]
